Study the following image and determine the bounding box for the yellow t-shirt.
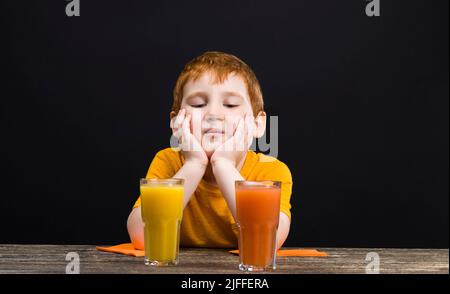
[133,147,293,248]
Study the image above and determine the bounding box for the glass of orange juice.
[140,178,184,266]
[235,180,281,272]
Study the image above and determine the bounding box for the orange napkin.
[229,249,327,257]
[96,243,327,257]
[96,243,145,257]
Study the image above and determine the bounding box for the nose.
[204,101,224,122]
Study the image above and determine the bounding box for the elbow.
[127,207,145,250]
[276,213,291,250]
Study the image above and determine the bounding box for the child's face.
[179,71,254,155]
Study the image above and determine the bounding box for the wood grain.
[0,245,448,274]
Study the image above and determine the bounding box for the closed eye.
[224,104,239,108]
[191,104,206,108]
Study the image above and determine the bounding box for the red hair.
[172,51,264,115]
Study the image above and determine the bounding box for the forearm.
[211,159,290,250]
[173,161,207,208]
[211,160,244,221]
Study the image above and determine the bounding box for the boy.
[127,51,293,249]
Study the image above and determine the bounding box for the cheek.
[224,115,243,135]
[192,116,202,132]
[187,108,203,132]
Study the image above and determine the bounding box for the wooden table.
[0,245,448,274]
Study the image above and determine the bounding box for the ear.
[253,111,267,138]
[169,111,177,134]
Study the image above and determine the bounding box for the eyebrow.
[184,91,208,101]
[221,91,245,100]
[184,91,245,101]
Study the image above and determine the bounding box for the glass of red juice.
[235,180,281,272]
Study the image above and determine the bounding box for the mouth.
[203,128,225,135]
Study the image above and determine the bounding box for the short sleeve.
[253,156,293,221]
[270,161,293,221]
[132,148,182,208]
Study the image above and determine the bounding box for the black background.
[1,0,448,248]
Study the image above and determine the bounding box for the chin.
[201,139,223,158]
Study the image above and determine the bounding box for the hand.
[171,109,208,167]
[210,113,254,167]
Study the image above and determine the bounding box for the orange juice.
[140,179,184,266]
[235,181,281,271]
